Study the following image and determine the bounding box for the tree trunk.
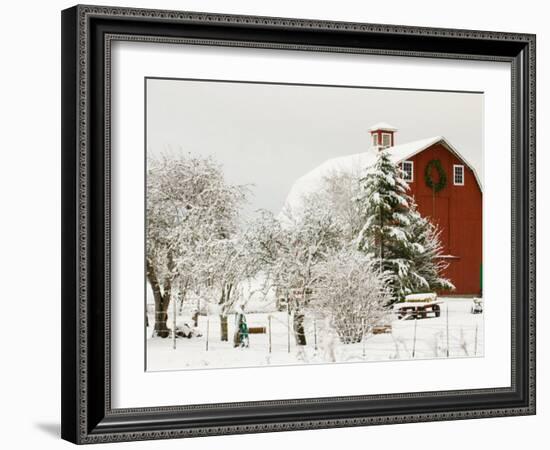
[154,305,170,338]
[218,283,233,342]
[293,312,307,346]
[220,314,229,342]
[147,258,171,338]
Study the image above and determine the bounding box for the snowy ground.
[146,297,483,371]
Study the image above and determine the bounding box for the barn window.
[372,133,379,146]
[453,165,465,185]
[401,161,414,182]
[381,132,392,147]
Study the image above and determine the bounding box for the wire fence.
[146,301,484,360]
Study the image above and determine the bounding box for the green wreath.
[424,159,447,193]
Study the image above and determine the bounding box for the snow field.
[146,297,483,371]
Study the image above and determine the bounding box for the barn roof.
[281,136,482,217]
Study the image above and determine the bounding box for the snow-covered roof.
[368,122,398,132]
[281,136,482,217]
[386,136,443,162]
[282,150,376,216]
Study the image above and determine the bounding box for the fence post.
[362,319,366,359]
[412,315,418,358]
[314,318,318,351]
[172,296,177,350]
[268,315,272,354]
[206,316,210,352]
[287,296,291,353]
[446,302,450,357]
[474,323,478,356]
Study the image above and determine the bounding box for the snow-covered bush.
[312,248,391,344]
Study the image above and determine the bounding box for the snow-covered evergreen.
[356,150,453,301]
[356,150,415,301]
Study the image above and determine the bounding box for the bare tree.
[206,236,258,341]
[318,168,363,241]
[248,198,342,346]
[146,153,247,337]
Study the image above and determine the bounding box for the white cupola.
[368,122,398,149]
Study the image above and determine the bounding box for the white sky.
[146,78,483,215]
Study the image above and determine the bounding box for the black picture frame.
[61,4,536,444]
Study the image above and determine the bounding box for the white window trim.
[402,160,414,182]
[372,133,379,146]
[453,164,465,186]
[381,132,392,147]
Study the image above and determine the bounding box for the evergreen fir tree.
[357,150,454,302]
[356,150,414,301]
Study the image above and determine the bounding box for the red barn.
[368,123,482,296]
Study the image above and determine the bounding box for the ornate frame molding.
[61,5,536,444]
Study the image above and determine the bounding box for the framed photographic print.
[61,5,536,444]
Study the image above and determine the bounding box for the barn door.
[417,195,450,253]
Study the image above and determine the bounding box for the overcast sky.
[146,78,483,216]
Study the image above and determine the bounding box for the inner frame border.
[142,75,485,373]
